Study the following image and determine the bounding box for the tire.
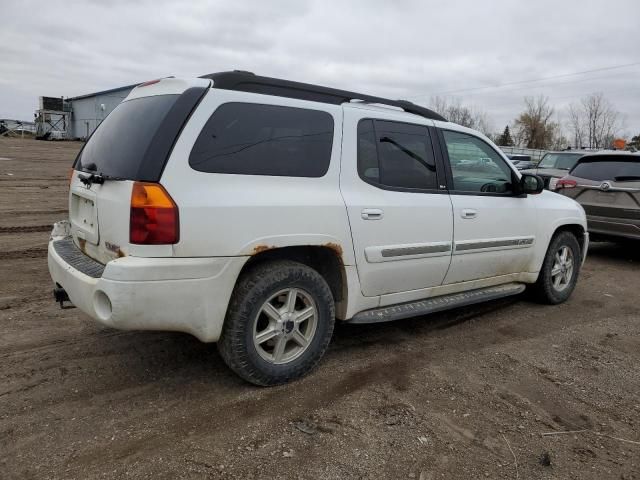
[532,231,582,304]
[218,260,335,386]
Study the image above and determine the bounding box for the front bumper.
[47,230,247,342]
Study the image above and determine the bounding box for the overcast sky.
[2,0,639,136]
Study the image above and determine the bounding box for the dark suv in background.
[556,152,640,241]
[522,151,588,189]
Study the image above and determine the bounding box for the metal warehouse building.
[36,83,136,140]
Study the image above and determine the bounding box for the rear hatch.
[560,155,640,231]
[69,78,209,264]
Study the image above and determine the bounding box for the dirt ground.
[0,137,638,480]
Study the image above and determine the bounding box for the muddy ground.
[0,137,638,479]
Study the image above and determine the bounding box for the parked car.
[48,72,588,385]
[522,151,588,189]
[508,154,536,171]
[555,152,640,241]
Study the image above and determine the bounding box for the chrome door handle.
[461,209,477,219]
[361,208,384,220]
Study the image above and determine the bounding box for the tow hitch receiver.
[53,286,73,309]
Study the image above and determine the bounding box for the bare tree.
[567,103,585,148]
[513,96,559,149]
[429,96,494,136]
[567,93,620,149]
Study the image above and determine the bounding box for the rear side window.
[571,157,640,181]
[76,95,180,180]
[189,103,334,177]
[357,119,437,190]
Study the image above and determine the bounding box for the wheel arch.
[238,245,348,318]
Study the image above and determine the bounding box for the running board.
[347,283,526,324]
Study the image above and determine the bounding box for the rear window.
[75,95,179,180]
[189,103,334,177]
[571,157,640,181]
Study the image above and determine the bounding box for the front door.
[437,128,538,284]
[340,108,453,297]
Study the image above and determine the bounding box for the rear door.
[436,126,539,284]
[69,78,209,264]
[340,107,453,297]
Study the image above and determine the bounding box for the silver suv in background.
[556,152,640,241]
[522,151,589,189]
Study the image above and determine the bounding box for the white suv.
[48,71,588,385]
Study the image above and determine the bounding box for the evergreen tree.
[497,125,514,146]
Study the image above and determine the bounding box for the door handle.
[361,208,384,220]
[461,209,477,219]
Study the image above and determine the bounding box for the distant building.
[36,83,136,140]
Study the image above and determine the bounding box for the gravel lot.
[1,137,639,479]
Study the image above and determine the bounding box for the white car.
[48,72,588,385]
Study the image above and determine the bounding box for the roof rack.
[199,71,447,122]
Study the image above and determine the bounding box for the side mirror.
[520,174,544,194]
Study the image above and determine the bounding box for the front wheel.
[532,231,582,304]
[218,260,335,386]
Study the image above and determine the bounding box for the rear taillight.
[130,182,179,244]
[556,178,577,190]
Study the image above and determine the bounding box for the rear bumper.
[48,234,247,342]
[587,215,640,241]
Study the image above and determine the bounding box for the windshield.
[571,157,640,181]
[538,152,583,170]
[75,94,179,180]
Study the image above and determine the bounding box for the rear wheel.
[218,260,335,386]
[532,231,581,304]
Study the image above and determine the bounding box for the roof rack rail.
[199,70,447,122]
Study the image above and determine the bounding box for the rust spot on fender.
[253,245,275,255]
[117,249,126,258]
[325,242,343,258]
[77,238,86,253]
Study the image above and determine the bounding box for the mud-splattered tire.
[218,260,335,386]
[531,231,581,304]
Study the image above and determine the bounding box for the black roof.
[200,71,447,122]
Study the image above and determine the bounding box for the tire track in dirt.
[0,246,48,260]
[0,225,52,234]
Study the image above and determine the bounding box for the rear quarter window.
[189,103,334,177]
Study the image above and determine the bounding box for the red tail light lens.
[130,182,179,244]
[556,179,577,190]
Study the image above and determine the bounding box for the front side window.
[189,103,334,177]
[357,119,437,190]
[443,130,514,194]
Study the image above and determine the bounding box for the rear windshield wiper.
[614,175,640,182]
[77,171,124,186]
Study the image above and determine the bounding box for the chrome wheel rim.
[551,246,574,292]
[252,288,318,365]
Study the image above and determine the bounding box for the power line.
[408,61,640,99]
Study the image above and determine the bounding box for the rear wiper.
[77,172,124,186]
[614,175,640,182]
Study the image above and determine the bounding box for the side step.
[347,283,526,324]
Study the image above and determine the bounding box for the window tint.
[189,103,334,177]
[571,158,640,181]
[76,95,179,180]
[443,130,514,194]
[357,119,437,190]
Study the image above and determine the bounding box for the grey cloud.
[1,0,638,135]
